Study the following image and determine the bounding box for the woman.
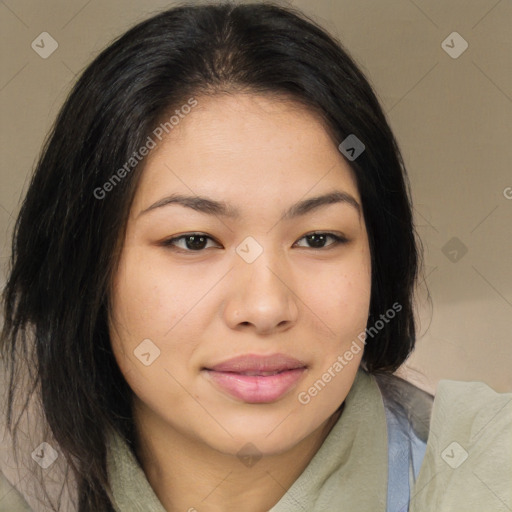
[1,2,510,511]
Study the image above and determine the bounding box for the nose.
[223,247,299,335]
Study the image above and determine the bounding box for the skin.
[109,93,372,512]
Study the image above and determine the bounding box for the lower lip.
[204,368,307,403]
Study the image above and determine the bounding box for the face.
[109,93,372,457]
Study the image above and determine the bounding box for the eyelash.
[160,232,349,253]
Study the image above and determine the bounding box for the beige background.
[1,0,511,398]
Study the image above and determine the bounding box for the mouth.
[202,353,308,403]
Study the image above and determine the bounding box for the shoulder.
[411,379,512,512]
[374,371,433,442]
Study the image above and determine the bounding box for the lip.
[203,353,308,403]
[206,353,307,373]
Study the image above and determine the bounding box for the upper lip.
[204,353,307,373]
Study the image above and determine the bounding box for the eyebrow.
[137,190,361,220]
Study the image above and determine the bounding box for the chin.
[206,431,304,459]
[199,410,321,456]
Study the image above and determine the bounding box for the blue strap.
[379,379,428,512]
[383,402,427,511]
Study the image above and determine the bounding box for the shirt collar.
[106,369,388,512]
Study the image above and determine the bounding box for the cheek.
[295,261,370,411]
[108,253,197,409]
[110,248,198,340]
[300,253,371,341]
[108,250,193,385]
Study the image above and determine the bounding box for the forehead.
[132,93,361,214]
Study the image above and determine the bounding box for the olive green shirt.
[2,370,511,511]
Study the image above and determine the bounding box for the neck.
[132,404,343,512]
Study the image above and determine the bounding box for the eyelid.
[294,232,349,248]
[160,231,349,252]
[160,232,221,251]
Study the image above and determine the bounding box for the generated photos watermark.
[93,97,198,200]
[297,302,402,404]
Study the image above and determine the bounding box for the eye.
[294,232,348,249]
[160,231,349,253]
[160,233,221,252]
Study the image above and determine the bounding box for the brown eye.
[294,232,348,249]
[161,233,221,252]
